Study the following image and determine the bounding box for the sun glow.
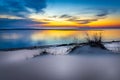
[29,12,120,28]
[42,21,80,27]
[87,13,120,27]
[29,13,84,27]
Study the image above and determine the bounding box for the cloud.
[59,9,113,24]
[59,14,98,24]
[59,14,72,18]
[0,18,46,28]
[75,19,98,24]
[96,9,110,18]
[0,0,46,17]
[96,11,108,17]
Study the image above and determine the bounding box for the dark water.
[0,29,120,49]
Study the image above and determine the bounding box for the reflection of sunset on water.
[31,30,78,41]
[0,29,120,49]
[31,30,120,42]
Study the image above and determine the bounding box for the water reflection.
[0,29,120,49]
[31,30,120,42]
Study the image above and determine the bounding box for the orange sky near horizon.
[88,14,120,27]
[31,13,120,28]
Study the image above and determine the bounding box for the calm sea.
[0,29,120,49]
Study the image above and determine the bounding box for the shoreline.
[0,40,120,51]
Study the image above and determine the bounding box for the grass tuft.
[85,33,106,49]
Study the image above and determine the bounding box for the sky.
[0,0,120,29]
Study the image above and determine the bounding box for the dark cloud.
[67,18,98,24]
[0,18,46,28]
[76,19,98,24]
[59,14,72,18]
[96,9,117,18]
[66,15,98,24]
[97,12,108,17]
[96,9,110,18]
[24,0,46,12]
[0,0,46,17]
[64,9,113,24]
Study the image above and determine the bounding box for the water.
[0,29,120,49]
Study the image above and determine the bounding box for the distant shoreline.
[0,27,120,31]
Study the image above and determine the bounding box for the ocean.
[0,29,120,49]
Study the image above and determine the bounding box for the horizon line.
[0,27,120,30]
